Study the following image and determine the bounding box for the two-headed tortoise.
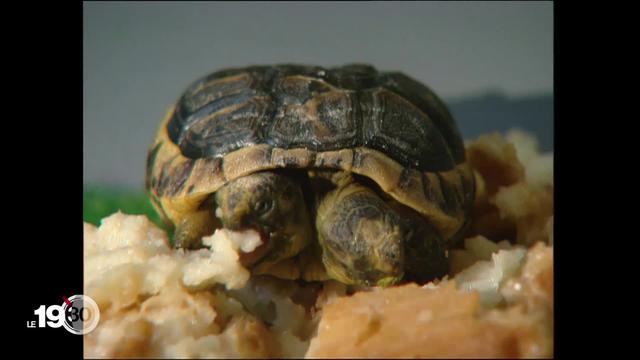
[146,64,475,287]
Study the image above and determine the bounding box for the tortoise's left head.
[214,171,312,271]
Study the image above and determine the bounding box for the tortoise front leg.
[315,173,408,287]
[314,171,449,286]
[173,202,220,249]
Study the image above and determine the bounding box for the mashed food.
[84,129,553,358]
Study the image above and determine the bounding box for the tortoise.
[145,64,475,287]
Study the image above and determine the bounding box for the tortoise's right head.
[214,172,312,270]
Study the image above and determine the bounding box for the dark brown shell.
[166,64,464,172]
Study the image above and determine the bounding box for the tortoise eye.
[254,199,274,215]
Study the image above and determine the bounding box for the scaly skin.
[313,171,407,286]
[313,171,448,286]
[173,197,219,249]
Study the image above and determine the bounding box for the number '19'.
[34,305,64,328]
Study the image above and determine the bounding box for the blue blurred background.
[83,1,553,190]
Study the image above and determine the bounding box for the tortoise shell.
[146,64,475,242]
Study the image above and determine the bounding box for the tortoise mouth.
[238,227,272,267]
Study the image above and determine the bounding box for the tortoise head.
[214,171,312,271]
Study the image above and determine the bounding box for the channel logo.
[28,294,100,335]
